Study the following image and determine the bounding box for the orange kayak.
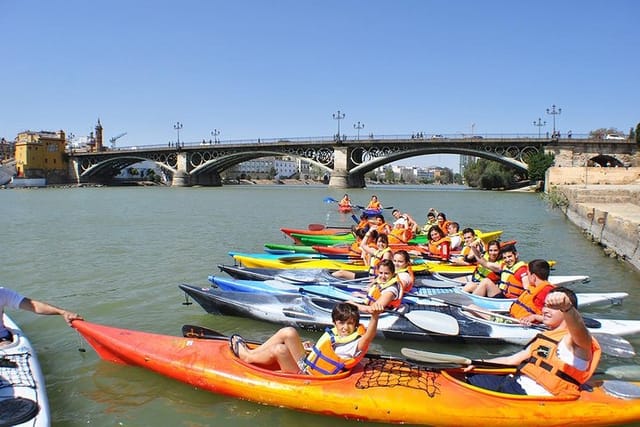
[73,320,640,426]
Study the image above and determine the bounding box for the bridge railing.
[108,133,605,151]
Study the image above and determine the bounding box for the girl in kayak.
[350,259,404,312]
[229,302,382,375]
[392,250,415,293]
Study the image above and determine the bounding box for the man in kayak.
[509,259,555,322]
[0,286,83,342]
[465,287,601,397]
[229,302,383,375]
[365,195,382,211]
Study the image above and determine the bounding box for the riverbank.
[545,167,640,272]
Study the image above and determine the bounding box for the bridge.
[68,134,639,188]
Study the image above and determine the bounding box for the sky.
[1,1,638,172]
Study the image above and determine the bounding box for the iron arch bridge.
[68,136,637,188]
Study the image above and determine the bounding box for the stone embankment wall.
[545,167,640,272]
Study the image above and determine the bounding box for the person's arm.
[356,307,383,352]
[470,244,501,272]
[19,298,83,326]
[359,232,377,255]
[545,292,593,359]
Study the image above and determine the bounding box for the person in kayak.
[459,239,501,287]
[0,286,83,342]
[421,209,438,233]
[465,287,601,397]
[360,231,393,277]
[338,194,352,209]
[426,225,451,261]
[450,228,484,268]
[366,195,382,211]
[509,259,555,322]
[392,250,415,293]
[466,243,528,298]
[350,259,404,312]
[229,302,383,375]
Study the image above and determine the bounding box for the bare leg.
[238,327,306,372]
[332,270,356,280]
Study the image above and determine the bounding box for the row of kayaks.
[72,219,640,426]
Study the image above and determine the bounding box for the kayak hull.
[1,315,50,427]
[73,320,640,426]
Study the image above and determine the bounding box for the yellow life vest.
[303,324,367,376]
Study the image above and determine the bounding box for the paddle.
[298,287,460,336]
[308,223,353,231]
[411,292,636,358]
[401,348,514,369]
[323,197,338,203]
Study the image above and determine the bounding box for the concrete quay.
[545,167,640,272]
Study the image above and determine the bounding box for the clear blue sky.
[1,1,638,171]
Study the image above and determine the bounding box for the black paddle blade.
[181,324,224,339]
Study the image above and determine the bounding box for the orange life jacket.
[389,227,412,244]
[509,281,555,319]
[366,201,382,210]
[395,266,415,293]
[518,329,601,398]
[498,260,527,298]
[303,324,367,376]
[367,276,402,309]
[428,237,451,260]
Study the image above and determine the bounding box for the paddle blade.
[308,224,326,231]
[401,348,471,365]
[592,333,636,358]
[324,197,338,203]
[403,310,460,335]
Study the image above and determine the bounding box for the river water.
[1,185,639,426]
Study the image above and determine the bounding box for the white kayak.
[0,314,50,427]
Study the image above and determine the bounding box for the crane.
[109,132,127,149]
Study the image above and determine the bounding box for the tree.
[636,123,640,143]
[463,158,518,190]
[526,151,555,182]
[589,127,622,139]
[384,168,395,183]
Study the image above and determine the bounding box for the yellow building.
[15,130,68,180]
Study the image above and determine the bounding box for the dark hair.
[549,287,578,308]
[427,225,445,241]
[354,227,368,239]
[500,244,517,255]
[392,209,400,215]
[528,259,550,280]
[462,227,475,236]
[377,259,395,274]
[437,212,447,220]
[376,233,389,245]
[332,302,360,324]
[427,212,436,218]
[393,249,411,264]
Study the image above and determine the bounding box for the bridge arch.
[78,155,178,181]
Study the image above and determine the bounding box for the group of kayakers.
[227,201,601,399]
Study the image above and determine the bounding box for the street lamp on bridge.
[546,104,561,137]
[533,118,546,138]
[174,122,183,146]
[353,121,364,141]
[211,129,220,144]
[332,110,345,142]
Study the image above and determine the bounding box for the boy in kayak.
[0,286,83,342]
[465,287,600,397]
[229,302,382,375]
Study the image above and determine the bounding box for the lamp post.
[67,132,75,151]
[533,118,546,138]
[353,121,364,141]
[546,104,561,137]
[174,122,183,146]
[211,129,220,144]
[332,110,345,141]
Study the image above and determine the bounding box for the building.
[14,130,69,183]
[0,137,14,162]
